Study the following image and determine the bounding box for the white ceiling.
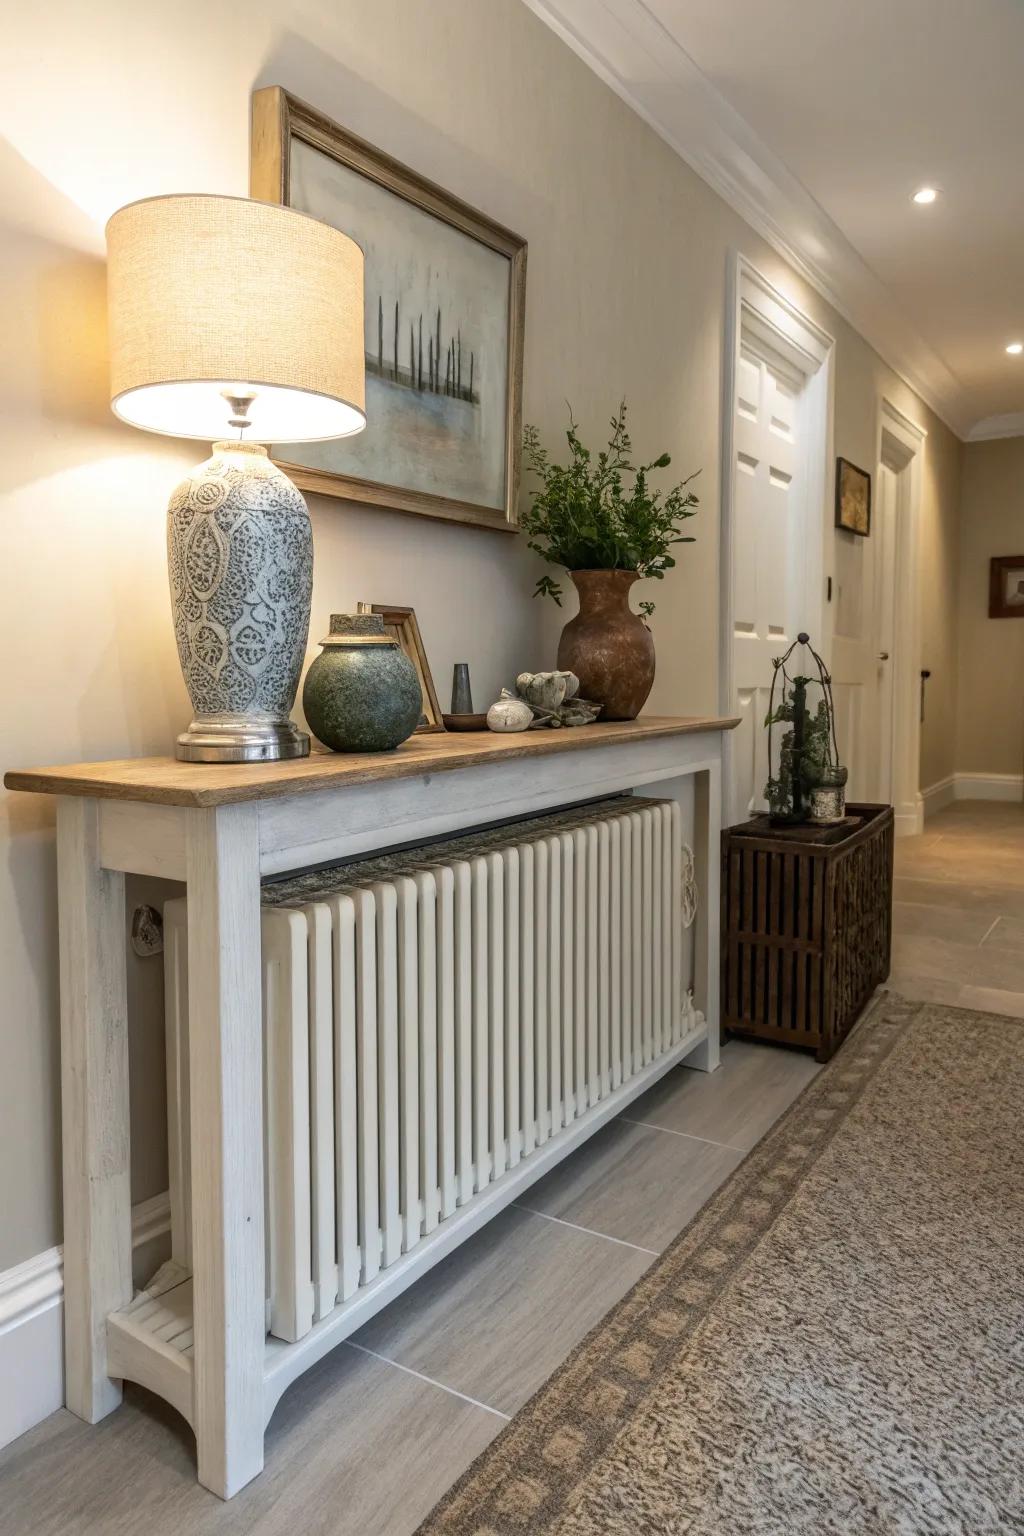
[525,0,1024,439]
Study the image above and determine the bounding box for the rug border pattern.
[415,990,925,1534]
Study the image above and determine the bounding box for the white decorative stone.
[516,670,580,712]
[487,698,533,733]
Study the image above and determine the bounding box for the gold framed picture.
[251,86,527,532]
[357,603,444,732]
[835,457,871,537]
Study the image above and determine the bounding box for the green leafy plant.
[520,402,699,614]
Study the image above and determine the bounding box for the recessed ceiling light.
[1007,342,1023,356]
[912,186,939,204]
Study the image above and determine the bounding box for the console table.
[6,715,737,1498]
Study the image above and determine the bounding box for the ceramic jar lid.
[317,613,399,648]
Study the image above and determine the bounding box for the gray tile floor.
[890,800,1024,1017]
[6,799,1018,1536]
[0,1041,818,1536]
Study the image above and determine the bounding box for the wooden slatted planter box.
[721,803,894,1060]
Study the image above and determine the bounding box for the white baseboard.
[921,775,956,817]
[922,772,1024,817]
[0,1192,170,1452]
[953,772,1024,803]
[894,794,925,838]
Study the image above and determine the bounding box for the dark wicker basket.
[721,803,894,1060]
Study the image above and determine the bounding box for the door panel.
[874,464,898,802]
[830,461,898,802]
[729,344,805,827]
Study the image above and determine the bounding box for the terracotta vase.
[556,570,655,721]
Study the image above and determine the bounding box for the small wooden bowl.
[443,712,489,732]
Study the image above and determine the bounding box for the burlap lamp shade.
[105,193,367,762]
[106,194,365,441]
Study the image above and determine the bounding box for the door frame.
[876,397,926,837]
[719,252,835,824]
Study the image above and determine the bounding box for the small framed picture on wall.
[835,457,872,537]
[988,555,1024,618]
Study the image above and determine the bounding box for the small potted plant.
[763,635,848,824]
[521,403,699,719]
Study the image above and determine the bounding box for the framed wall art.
[356,602,444,731]
[251,86,527,532]
[988,555,1024,618]
[835,457,871,536]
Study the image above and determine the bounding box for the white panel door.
[730,344,804,827]
[831,462,897,802]
[873,463,898,803]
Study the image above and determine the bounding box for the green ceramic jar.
[302,613,423,752]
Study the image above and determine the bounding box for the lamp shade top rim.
[104,192,366,260]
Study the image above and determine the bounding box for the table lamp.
[105,194,365,761]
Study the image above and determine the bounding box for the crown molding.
[966,412,1024,443]
[524,0,977,440]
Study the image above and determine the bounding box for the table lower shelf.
[105,1019,708,1431]
[107,1261,195,1427]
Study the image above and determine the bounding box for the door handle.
[878,651,889,661]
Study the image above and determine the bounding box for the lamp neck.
[220,387,257,440]
[212,440,269,458]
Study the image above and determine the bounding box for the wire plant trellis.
[764,631,846,824]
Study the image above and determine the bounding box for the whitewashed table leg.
[56,796,132,1422]
[688,762,722,1072]
[186,804,266,1498]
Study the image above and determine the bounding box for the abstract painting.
[251,88,527,530]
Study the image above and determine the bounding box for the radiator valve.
[131,904,164,958]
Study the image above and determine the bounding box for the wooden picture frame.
[357,603,444,732]
[251,85,526,533]
[988,555,1024,618]
[835,457,871,537]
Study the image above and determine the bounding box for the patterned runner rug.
[417,994,1024,1534]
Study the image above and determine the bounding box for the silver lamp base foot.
[176,718,310,763]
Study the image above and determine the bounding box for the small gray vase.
[302,614,423,752]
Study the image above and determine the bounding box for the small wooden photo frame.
[357,603,445,731]
[988,555,1024,619]
[835,457,871,537]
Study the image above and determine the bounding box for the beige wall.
[0,0,963,1269]
[955,438,1024,779]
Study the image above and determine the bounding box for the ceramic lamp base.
[176,716,310,763]
[168,441,314,766]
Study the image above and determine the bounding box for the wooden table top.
[4,716,739,809]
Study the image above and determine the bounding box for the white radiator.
[164,795,696,1345]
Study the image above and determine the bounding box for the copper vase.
[556,570,655,721]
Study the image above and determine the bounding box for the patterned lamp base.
[168,441,313,763]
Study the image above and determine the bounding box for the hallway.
[890,800,1024,1015]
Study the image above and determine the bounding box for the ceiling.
[525,0,1024,439]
